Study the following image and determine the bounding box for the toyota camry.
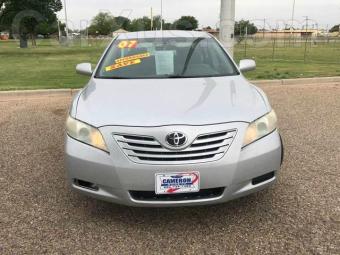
[65,31,283,207]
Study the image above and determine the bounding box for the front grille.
[113,129,237,164]
[130,188,225,201]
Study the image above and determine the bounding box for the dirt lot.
[0,83,339,254]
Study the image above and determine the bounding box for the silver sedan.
[65,31,283,207]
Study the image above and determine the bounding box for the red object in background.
[0,34,9,40]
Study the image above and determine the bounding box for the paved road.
[0,84,339,254]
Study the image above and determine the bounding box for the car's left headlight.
[66,115,109,152]
[243,110,278,147]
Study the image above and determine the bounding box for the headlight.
[66,116,109,152]
[243,110,278,147]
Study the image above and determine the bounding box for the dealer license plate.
[155,172,200,195]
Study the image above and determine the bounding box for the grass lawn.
[234,39,340,80]
[0,39,108,91]
[1,38,340,91]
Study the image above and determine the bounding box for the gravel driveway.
[0,83,339,254]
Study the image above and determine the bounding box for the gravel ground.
[0,83,339,254]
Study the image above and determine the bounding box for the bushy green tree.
[0,0,62,47]
[129,16,151,31]
[115,16,131,31]
[173,16,198,30]
[88,12,118,35]
[35,21,63,38]
[163,22,173,30]
[152,15,164,30]
[234,20,258,36]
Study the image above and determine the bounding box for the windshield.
[95,37,239,79]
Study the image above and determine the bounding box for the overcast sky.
[57,0,340,30]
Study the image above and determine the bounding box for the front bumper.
[65,123,282,207]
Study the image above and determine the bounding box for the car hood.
[75,76,269,127]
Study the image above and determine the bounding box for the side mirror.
[76,63,93,76]
[239,59,256,73]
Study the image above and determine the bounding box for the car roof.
[116,30,212,40]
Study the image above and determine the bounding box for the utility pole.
[57,20,61,42]
[63,0,69,39]
[220,0,236,57]
[244,25,248,57]
[263,18,266,38]
[160,0,163,30]
[303,16,309,63]
[290,0,296,35]
[303,16,309,32]
[151,7,153,30]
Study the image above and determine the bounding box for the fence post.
[272,28,277,61]
[244,26,248,58]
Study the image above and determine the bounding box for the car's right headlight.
[243,110,278,147]
[66,115,109,152]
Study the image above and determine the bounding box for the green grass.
[1,38,340,90]
[234,39,340,80]
[0,39,108,91]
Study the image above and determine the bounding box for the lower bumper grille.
[252,172,275,185]
[129,188,225,201]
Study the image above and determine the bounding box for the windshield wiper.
[160,74,184,78]
[180,37,205,76]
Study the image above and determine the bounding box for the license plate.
[155,172,200,195]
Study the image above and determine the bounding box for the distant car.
[65,31,283,207]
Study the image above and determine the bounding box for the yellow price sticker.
[117,40,138,49]
[105,59,141,72]
[115,52,150,64]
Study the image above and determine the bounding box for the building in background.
[254,29,321,39]
[197,27,337,41]
[197,28,220,39]
[112,29,128,38]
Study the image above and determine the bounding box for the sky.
[57,0,340,31]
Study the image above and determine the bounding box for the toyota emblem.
[166,132,187,147]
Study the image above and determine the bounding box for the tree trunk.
[20,33,28,48]
[31,33,37,47]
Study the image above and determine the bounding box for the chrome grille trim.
[127,147,226,159]
[113,130,237,165]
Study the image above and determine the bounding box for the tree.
[173,16,198,30]
[115,16,131,31]
[35,21,64,38]
[329,24,340,33]
[88,12,118,35]
[35,22,53,38]
[152,15,164,30]
[234,20,258,36]
[0,0,62,47]
[129,16,151,32]
[163,22,173,30]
